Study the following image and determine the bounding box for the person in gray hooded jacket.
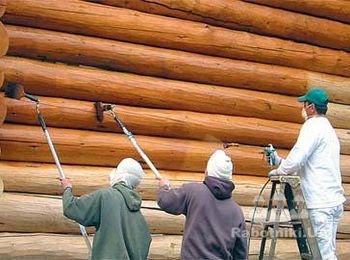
[60,158,151,260]
[157,149,247,260]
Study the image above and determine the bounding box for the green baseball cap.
[297,88,328,107]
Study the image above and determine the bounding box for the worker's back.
[297,117,345,209]
[158,177,247,260]
[63,183,151,260]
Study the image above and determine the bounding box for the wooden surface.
[5,95,301,148]
[1,0,350,256]
[0,21,8,56]
[6,25,350,101]
[0,70,4,87]
[0,94,6,126]
[0,193,184,235]
[1,161,349,206]
[2,234,350,259]
[1,124,350,179]
[0,161,272,206]
[0,123,280,176]
[0,234,182,259]
[2,57,350,129]
[0,193,349,238]
[243,0,350,24]
[0,56,304,124]
[0,0,5,18]
[3,0,350,76]
[84,0,350,50]
[4,95,350,154]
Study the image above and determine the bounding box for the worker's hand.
[60,178,72,190]
[268,169,286,178]
[158,177,170,188]
[268,169,279,178]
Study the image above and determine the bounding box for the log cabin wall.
[0,0,350,258]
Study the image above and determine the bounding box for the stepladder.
[259,175,321,260]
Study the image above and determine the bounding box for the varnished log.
[4,95,350,154]
[0,2,5,18]
[0,93,6,126]
[0,21,9,56]
[0,70,4,87]
[0,123,281,176]
[2,57,350,128]
[0,56,303,123]
[6,26,350,101]
[1,161,348,208]
[4,95,301,148]
[1,193,349,238]
[1,234,350,260]
[1,124,350,179]
[4,0,350,74]
[243,0,350,25]
[0,161,275,207]
[84,0,350,51]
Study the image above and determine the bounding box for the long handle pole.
[109,109,161,180]
[36,104,92,255]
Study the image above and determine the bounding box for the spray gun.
[264,144,277,167]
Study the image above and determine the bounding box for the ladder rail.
[268,183,285,260]
[259,175,321,260]
[259,183,276,260]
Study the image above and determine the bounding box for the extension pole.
[109,108,161,180]
[35,103,92,256]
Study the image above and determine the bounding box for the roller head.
[95,102,105,122]
[95,102,115,122]
[4,82,25,100]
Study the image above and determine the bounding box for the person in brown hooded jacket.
[157,149,247,260]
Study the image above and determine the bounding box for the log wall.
[3,0,350,76]
[243,0,350,24]
[83,0,350,50]
[1,0,350,258]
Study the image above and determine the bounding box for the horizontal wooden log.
[0,21,9,56]
[0,70,4,87]
[2,57,350,129]
[4,0,350,75]
[1,193,349,238]
[4,95,301,148]
[0,123,280,176]
[1,161,349,208]
[0,233,182,259]
[0,93,6,126]
[6,26,350,103]
[4,95,350,154]
[0,161,280,208]
[0,0,5,18]
[1,234,350,260]
[84,0,350,51]
[0,123,350,179]
[243,0,350,24]
[0,56,302,123]
[0,193,185,235]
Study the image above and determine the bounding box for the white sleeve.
[278,121,319,175]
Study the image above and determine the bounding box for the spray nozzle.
[264,144,277,166]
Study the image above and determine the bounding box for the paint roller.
[95,101,162,180]
[4,82,92,255]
